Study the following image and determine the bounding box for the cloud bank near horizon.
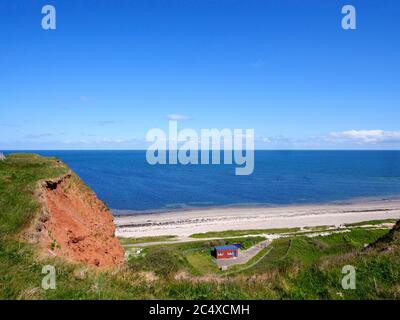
[2,129,400,150]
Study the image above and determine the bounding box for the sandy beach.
[115,198,400,238]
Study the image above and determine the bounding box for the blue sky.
[1,0,399,149]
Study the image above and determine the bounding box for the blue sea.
[6,151,400,213]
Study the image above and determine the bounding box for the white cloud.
[329,130,400,143]
[4,129,400,150]
[166,114,191,121]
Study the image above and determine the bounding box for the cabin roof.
[214,245,238,251]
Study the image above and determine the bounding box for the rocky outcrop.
[30,172,124,268]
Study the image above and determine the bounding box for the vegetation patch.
[119,235,177,245]
[345,219,397,227]
[127,236,266,277]
[303,225,335,231]
[190,228,300,238]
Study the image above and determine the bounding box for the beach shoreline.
[115,197,400,238]
[112,194,400,216]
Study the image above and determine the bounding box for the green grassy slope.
[1,154,400,299]
[0,153,68,236]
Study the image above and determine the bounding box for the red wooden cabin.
[214,245,238,259]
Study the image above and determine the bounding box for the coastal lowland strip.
[121,221,397,270]
[114,199,400,238]
[1,153,400,299]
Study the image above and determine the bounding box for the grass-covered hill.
[1,153,399,299]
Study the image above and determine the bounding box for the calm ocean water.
[7,151,400,213]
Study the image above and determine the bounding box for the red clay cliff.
[31,173,124,268]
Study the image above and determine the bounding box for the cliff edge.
[25,160,124,268]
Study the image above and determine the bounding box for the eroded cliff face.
[30,172,124,268]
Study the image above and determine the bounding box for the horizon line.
[3,149,400,152]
